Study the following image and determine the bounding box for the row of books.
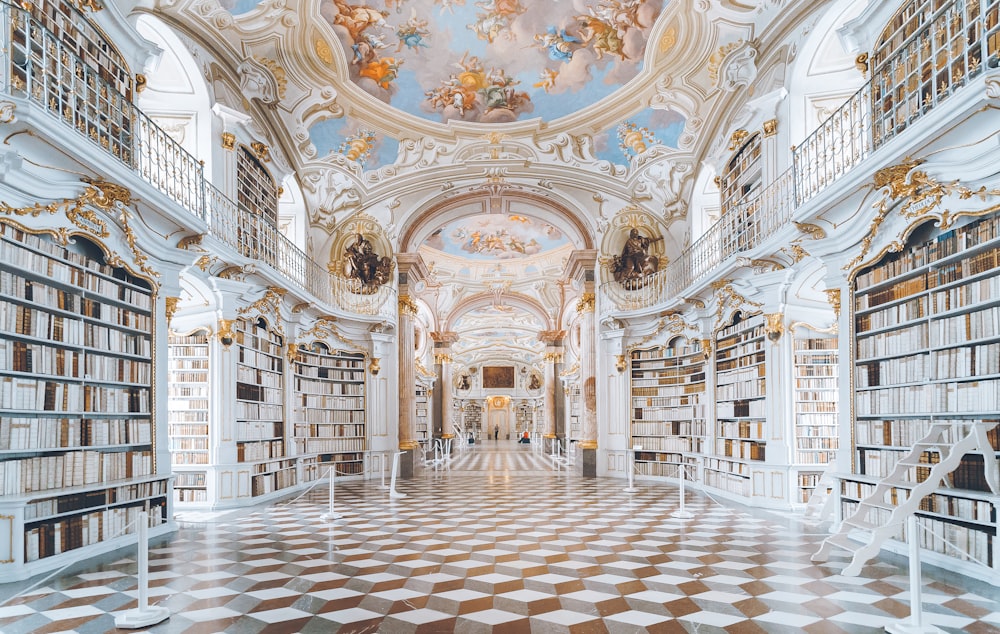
[235,401,282,424]
[795,422,838,436]
[235,382,283,404]
[716,320,763,344]
[857,322,927,360]
[169,438,208,451]
[796,402,838,414]
[1,416,151,450]
[794,364,838,377]
[169,371,207,384]
[251,467,297,497]
[169,393,207,408]
[0,340,81,378]
[630,362,705,377]
[716,379,766,402]
[796,389,838,402]
[704,456,750,476]
[855,295,925,332]
[631,436,697,452]
[634,461,695,478]
[1,271,151,330]
[932,343,1000,380]
[168,345,209,358]
[630,377,704,390]
[236,363,282,386]
[294,377,364,395]
[716,438,765,460]
[174,472,206,487]
[174,489,208,502]
[794,338,838,351]
[297,394,364,410]
[236,330,283,357]
[716,341,764,362]
[931,274,1000,316]
[0,225,136,285]
[937,378,1000,412]
[794,450,836,464]
[631,421,705,437]
[856,354,926,388]
[703,468,750,495]
[169,411,207,422]
[854,275,926,311]
[632,404,703,422]
[0,449,152,494]
[635,450,686,463]
[630,344,703,360]
[0,377,148,413]
[294,366,364,381]
[24,499,166,562]
[293,349,364,368]
[715,363,766,385]
[631,394,701,408]
[795,377,839,390]
[235,420,283,441]
[719,420,765,440]
[237,439,286,462]
[295,438,366,453]
[796,437,838,450]
[717,398,766,418]
[237,348,283,373]
[932,304,1000,346]
[295,408,365,424]
[172,451,208,464]
[24,478,168,520]
[293,422,365,437]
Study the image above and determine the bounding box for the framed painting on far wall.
[483,366,514,389]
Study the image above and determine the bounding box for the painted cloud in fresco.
[423,214,568,260]
[593,107,687,165]
[308,116,399,170]
[222,0,666,124]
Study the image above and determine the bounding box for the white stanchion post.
[886,516,944,634]
[380,452,387,489]
[389,451,408,498]
[624,445,639,493]
[320,467,341,520]
[672,463,694,519]
[114,511,170,628]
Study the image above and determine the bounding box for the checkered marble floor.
[1,445,998,633]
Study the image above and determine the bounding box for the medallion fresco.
[225,0,667,125]
[422,213,569,260]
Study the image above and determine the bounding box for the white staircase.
[803,468,838,523]
[812,421,999,576]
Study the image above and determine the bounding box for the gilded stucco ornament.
[845,158,1000,271]
[217,319,235,347]
[216,264,253,280]
[0,101,16,123]
[195,255,216,272]
[825,289,842,320]
[736,257,783,273]
[398,295,419,316]
[765,313,784,342]
[762,119,778,137]
[286,342,298,362]
[713,283,762,333]
[614,354,627,372]
[221,132,236,150]
[793,222,827,240]
[177,234,205,250]
[238,287,287,335]
[250,142,270,162]
[165,297,180,325]
[575,292,596,313]
[369,358,380,375]
[342,233,393,292]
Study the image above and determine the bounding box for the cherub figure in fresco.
[352,32,388,66]
[533,68,559,92]
[576,11,629,60]
[469,11,508,43]
[359,56,402,90]
[396,10,431,52]
[597,0,648,35]
[435,0,465,14]
[535,27,581,63]
[331,0,390,42]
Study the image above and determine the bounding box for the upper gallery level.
[0,0,998,327]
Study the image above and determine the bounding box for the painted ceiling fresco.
[453,306,546,354]
[228,0,666,125]
[308,116,400,169]
[421,213,570,260]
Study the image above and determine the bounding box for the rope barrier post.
[885,516,944,634]
[114,511,170,628]
[320,467,341,520]
[389,451,408,498]
[624,445,639,493]
[380,451,387,489]
[672,463,694,519]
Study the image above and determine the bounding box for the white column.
[398,296,417,450]
[578,293,597,450]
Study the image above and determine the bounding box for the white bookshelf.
[0,223,168,579]
[235,317,294,497]
[292,342,366,477]
[846,213,1000,571]
[630,337,706,479]
[792,331,839,503]
[167,330,209,504]
[709,312,766,496]
[415,383,429,442]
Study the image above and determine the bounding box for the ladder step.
[844,517,879,531]
[825,533,857,551]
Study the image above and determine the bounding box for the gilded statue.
[612,228,662,288]
[344,233,392,291]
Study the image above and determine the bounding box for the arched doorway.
[487,396,511,440]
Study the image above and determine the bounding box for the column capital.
[398,294,419,316]
[396,253,431,286]
[430,330,460,345]
[538,329,566,345]
[434,351,453,364]
[575,292,596,314]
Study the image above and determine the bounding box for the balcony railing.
[1,0,395,320]
[601,0,1000,313]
